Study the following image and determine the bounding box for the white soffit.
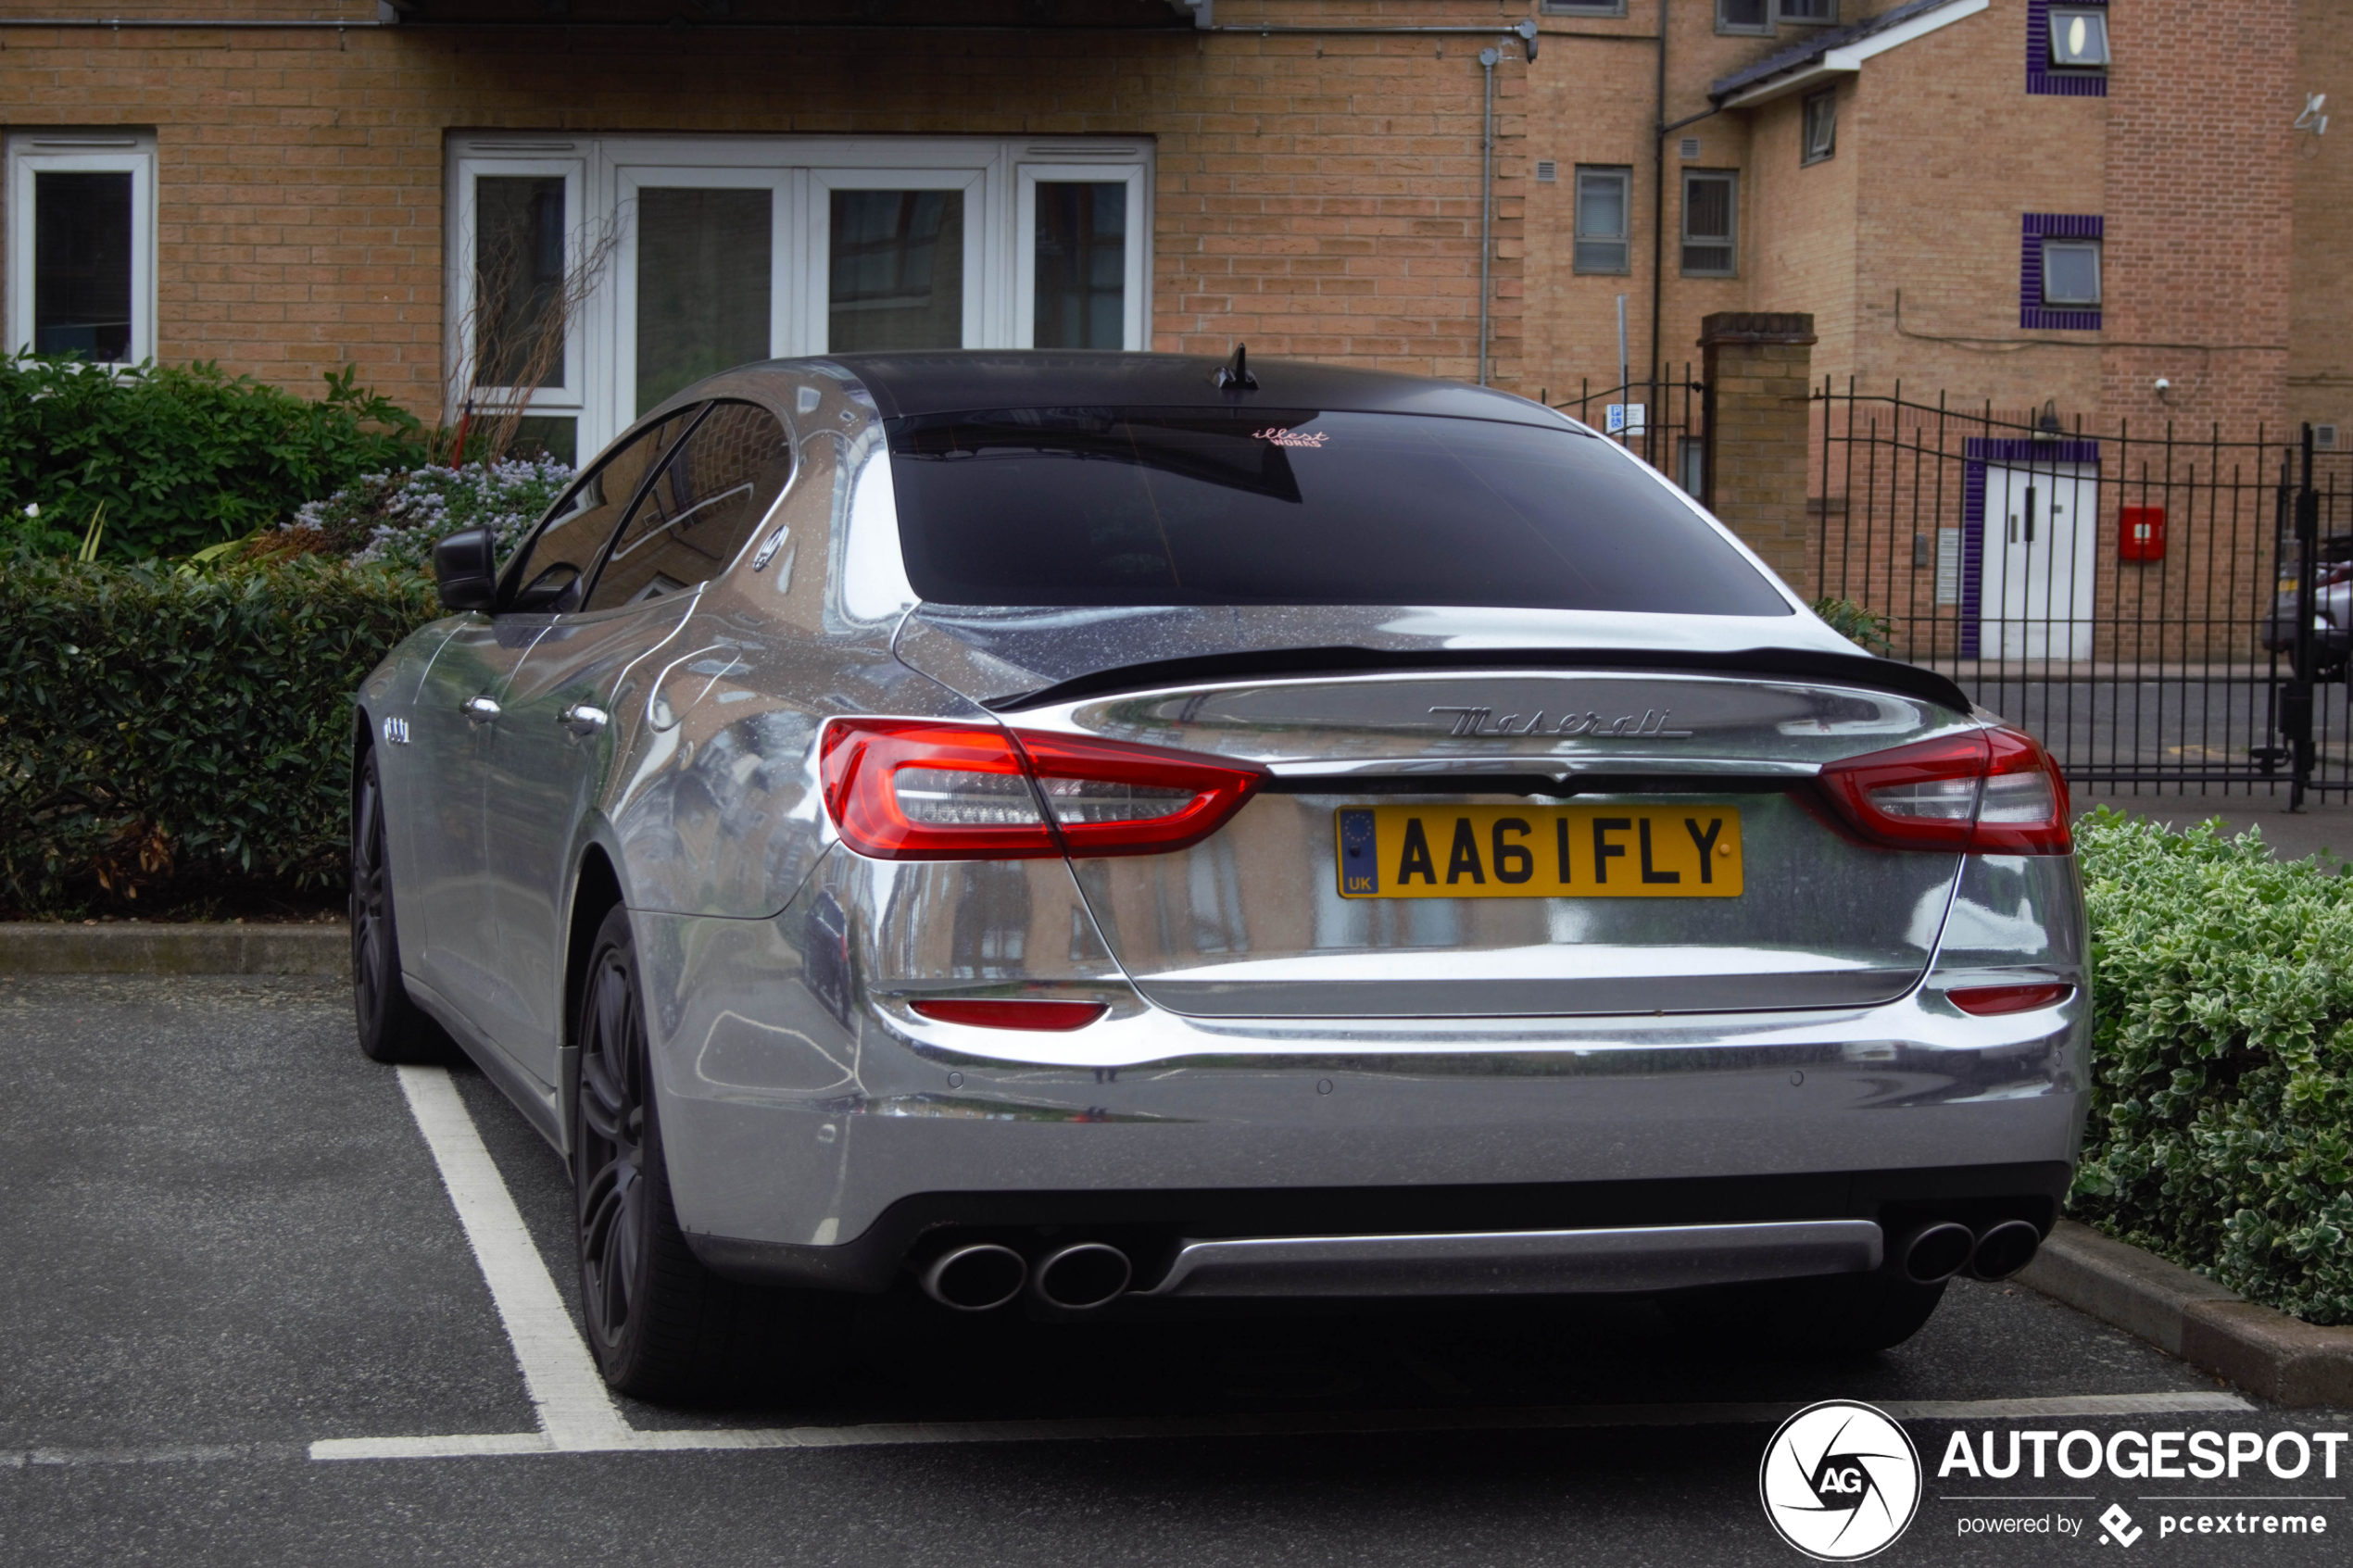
[1720,0,1990,109]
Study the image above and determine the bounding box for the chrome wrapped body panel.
[348,353,2092,1300]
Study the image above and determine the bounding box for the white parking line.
[296,1067,2258,1466]
[307,1391,2255,1463]
[387,1066,633,1450]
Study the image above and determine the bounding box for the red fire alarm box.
[2120,505,2167,561]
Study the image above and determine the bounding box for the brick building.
[0,0,2338,465]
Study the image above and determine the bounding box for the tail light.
[820,718,1265,860]
[1817,725,2071,855]
[1946,982,2073,1016]
[910,998,1109,1031]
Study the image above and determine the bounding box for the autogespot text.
[1937,1427,2348,1481]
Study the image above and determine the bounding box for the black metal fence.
[1547,367,1705,495]
[1812,383,2353,800]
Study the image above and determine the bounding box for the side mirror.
[434,527,498,613]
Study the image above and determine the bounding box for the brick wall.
[0,0,1529,421]
[2289,0,2353,439]
[2099,0,2294,437]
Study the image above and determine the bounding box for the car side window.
[502,408,703,613]
[582,401,793,611]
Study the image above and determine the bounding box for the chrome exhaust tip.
[1964,1219,2043,1282]
[919,1243,1027,1311]
[1896,1221,1978,1286]
[1028,1241,1133,1311]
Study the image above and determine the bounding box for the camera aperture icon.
[1759,1400,1922,1561]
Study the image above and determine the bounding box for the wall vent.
[2320,424,2341,451]
[1680,137,1702,159]
[1534,159,1559,182]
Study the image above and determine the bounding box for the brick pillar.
[1700,312,1818,600]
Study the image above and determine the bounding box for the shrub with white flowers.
[282,457,573,572]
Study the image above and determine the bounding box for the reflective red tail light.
[1817,725,2071,855]
[1946,982,2073,1016]
[820,718,1265,860]
[910,998,1110,1031]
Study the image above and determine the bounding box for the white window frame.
[6,131,157,365]
[448,134,1151,453]
[1014,161,1151,351]
[447,153,587,423]
[612,160,792,419]
[810,163,992,355]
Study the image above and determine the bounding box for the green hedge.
[0,556,441,915]
[0,357,422,561]
[2071,810,2353,1325]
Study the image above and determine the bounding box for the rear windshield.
[887,406,1790,614]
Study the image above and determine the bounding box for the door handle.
[559,703,610,738]
[462,695,502,723]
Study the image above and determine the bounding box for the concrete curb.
[0,922,348,976]
[2019,1220,2353,1408]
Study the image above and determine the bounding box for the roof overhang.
[1717,0,1988,109]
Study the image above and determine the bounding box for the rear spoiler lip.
[981,644,1973,718]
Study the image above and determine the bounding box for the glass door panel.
[635,186,773,415]
[827,189,963,351]
[1032,182,1126,349]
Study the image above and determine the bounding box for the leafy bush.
[0,555,442,915]
[1809,596,1894,655]
[0,357,422,561]
[281,458,573,572]
[2071,809,2353,1324]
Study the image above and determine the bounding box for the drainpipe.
[1478,46,1499,386]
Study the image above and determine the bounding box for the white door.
[1981,462,2096,660]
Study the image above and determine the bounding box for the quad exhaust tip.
[1896,1221,1978,1286]
[1965,1219,2043,1282]
[919,1243,1027,1311]
[1029,1242,1134,1311]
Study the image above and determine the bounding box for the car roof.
[700,351,1574,429]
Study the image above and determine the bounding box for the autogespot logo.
[1760,1400,1924,1561]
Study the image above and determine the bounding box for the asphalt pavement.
[3,973,2346,1566]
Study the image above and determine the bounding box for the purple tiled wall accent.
[2020,213,2103,331]
[1961,437,2101,659]
[2027,0,2108,97]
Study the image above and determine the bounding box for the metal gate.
[1548,367,1706,496]
[1811,383,2353,800]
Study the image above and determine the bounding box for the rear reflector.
[821,718,1265,860]
[1946,982,2074,1016]
[910,998,1110,1031]
[1817,725,2072,855]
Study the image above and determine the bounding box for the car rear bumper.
[639,908,2088,1295]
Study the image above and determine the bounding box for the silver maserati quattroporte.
[351,352,2086,1400]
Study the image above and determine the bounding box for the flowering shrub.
[281,457,572,572]
[0,357,422,559]
[2070,809,2353,1325]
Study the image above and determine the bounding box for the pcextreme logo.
[1760,1400,1924,1561]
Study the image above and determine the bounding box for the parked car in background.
[350,352,2087,1401]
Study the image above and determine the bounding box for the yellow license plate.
[1335,804,1743,898]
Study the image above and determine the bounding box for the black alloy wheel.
[351,746,446,1064]
[571,904,851,1401]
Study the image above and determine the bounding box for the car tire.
[351,746,450,1065]
[573,904,850,1403]
[1663,1272,1946,1357]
